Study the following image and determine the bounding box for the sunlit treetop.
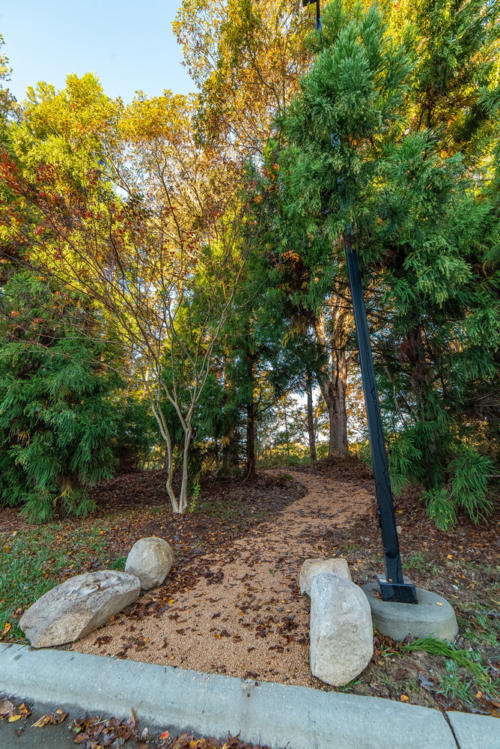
[174,0,311,154]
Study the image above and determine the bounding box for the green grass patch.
[401,637,498,699]
[404,551,427,573]
[109,556,127,571]
[0,524,109,642]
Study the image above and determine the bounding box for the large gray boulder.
[125,537,174,590]
[310,572,373,687]
[299,557,351,595]
[19,570,140,648]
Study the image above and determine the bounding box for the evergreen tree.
[369,0,500,527]
[279,0,498,527]
[371,135,498,528]
[0,272,124,521]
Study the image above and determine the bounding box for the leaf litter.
[0,698,273,748]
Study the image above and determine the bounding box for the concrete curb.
[0,644,496,749]
[447,710,500,749]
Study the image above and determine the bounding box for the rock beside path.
[310,572,373,687]
[19,570,141,648]
[125,537,174,590]
[299,557,351,595]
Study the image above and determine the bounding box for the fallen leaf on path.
[1,621,11,636]
[0,699,14,718]
[32,714,57,727]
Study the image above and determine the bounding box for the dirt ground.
[2,458,499,717]
[70,464,374,686]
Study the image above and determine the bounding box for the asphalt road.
[0,713,79,748]
[0,705,156,748]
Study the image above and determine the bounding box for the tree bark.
[314,296,351,457]
[332,349,348,456]
[283,397,290,457]
[220,354,239,476]
[245,350,257,479]
[177,426,192,514]
[246,400,256,478]
[306,370,317,462]
[403,326,431,423]
[222,426,239,475]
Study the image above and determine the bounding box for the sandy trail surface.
[71,469,374,687]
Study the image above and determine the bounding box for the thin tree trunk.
[222,426,237,475]
[178,426,192,514]
[164,432,178,512]
[314,294,351,458]
[405,326,430,423]
[317,367,337,458]
[325,388,336,457]
[306,370,317,462]
[315,312,342,457]
[283,397,290,457]
[149,399,179,511]
[220,353,240,476]
[400,326,435,486]
[245,345,257,479]
[246,399,256,479]
[332,350,349,457]
[214,439,220,473]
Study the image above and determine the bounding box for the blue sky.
[1,0,194,103]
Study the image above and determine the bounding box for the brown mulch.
[70,465,373,682]
[95,471,308,599]
[77,460,498,717]
[0,470,305,534]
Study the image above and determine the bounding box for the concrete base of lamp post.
[362,583,458,642]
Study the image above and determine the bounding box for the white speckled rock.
[310,572,373,687]
[19,570,140,648]
[125,537,174,590]
[299,558,351,595]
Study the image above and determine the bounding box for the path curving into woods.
[71,467,375,688]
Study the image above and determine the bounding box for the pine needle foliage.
[0,271,123,521]
[278,0,498,528]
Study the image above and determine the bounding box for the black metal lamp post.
[306,0,322,30]
[302,0,417,603]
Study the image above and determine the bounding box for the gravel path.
[71,469,374,687]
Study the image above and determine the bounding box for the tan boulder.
[309,572,373,687]
[125,537,174,590]
[19,570,140,648]
[299,557,351,595]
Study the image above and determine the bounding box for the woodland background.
[0,0,498,525]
